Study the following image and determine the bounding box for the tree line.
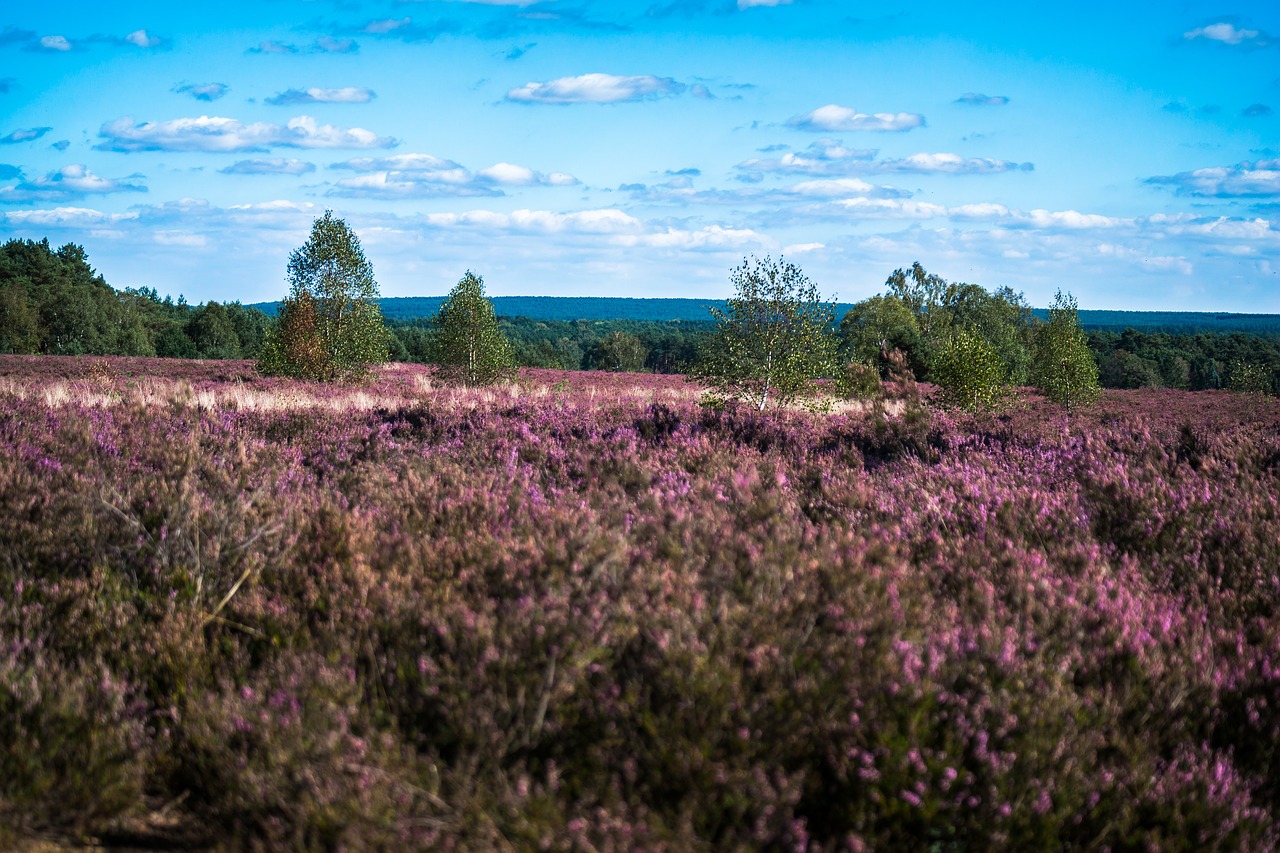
[3,223,1278,400]
[0,238,270,360]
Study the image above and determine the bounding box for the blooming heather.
[1,355,1279,848]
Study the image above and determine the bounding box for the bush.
[930,328,1008,411]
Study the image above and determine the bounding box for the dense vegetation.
[0,238,271,360]
[258,295,1280,335]
[4,236,1278,397]
[3,357,1280,849]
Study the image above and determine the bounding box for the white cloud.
[329,152,577,198]
[739,142,1031,176]
[1,206,139,228]
[507,73,687,104]
[96,115,396,153]
[0,164,147,202]
[266,87,377,106]
[125,29,161,48]
[1184,22,1266,46]
[738,0,793,7]
[786,104,925,132]
[220,158,317,176]
[1025,209,1128,229]
[1147,159,1280,198]
[40,35,71,51]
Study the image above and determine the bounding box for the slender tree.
[433,271,515,385]
[258,211,389,380]
[1032,290,1100,410]
[697,256,840,410]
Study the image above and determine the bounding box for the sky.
[0,0,1277,310]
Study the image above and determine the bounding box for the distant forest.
[3,238,1278,393]
[254,295,1280,335]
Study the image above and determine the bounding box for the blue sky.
[0,0,1277,310]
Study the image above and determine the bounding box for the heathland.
[3,355,1280,849]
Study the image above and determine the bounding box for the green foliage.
[0,238,273,360]
[930,328,1009,411]
[259,211,389,381]
[837,361,883,400]
[1033,290,1101,410]
[885,261,951,342]
[433,270,516,385]
[696,256,840,410]
[1227,360,1273,395]
[0,284,40,354]
[947,284,1037,385]
[186,301,241,360]
[589,330,647,372]
[839,294,922,377]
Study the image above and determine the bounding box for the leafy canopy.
[697,256,840,410]
[259,211,389,380]
[1032,290,1100,410]
[433,271,515,386]
[931,328,1009,411]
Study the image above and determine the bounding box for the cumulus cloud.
[51,140,70,151]
[955,93,1009,106]
[1243,103,1273,117]
[266,87,377,106]
[786,104,925,132]
[0,164,19,180]
[1147,159,1280,198]
[173,82,229,102]
[39,35,72,51]
[738,0,793,7]
[507,73,687,104]
[95,115,396,153]
[1184,22,1268,46]
[0,164,146,203]
[738,140,1030,177]
[328,153,577,198]
[220,158,317,176]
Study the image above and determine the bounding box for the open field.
[3,356,1280,849]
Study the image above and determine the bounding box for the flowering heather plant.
[2,355,1280,848]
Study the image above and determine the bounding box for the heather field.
[4,356,1280,851]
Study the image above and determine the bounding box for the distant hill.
[249,296,1280,334]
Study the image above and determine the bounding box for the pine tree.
[1032,290,1100,410]
[433,271,515,385]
